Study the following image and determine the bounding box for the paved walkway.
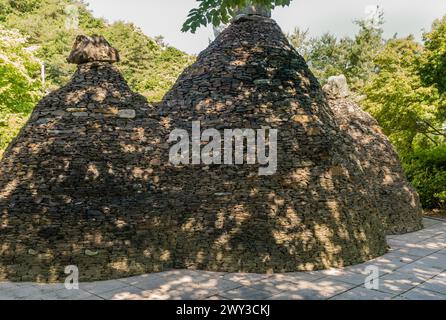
[1,218,446,300]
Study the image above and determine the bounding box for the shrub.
[404,145,446,209]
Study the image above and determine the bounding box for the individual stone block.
[117,109,136,119]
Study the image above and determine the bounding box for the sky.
[84,0,446,55]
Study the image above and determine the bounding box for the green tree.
[0,0,193,156]
[287,8,385,90]
[361,36,446,209]
[361,37,442,154]
[346,11,385,90]
[182,0,292,33]
[103,21,194,101]
[0,24,42,154]
[287,27,310,59]
[2,0,106,89]
[405,145,446,210]
[0,0,41,21]
[304,33,351,85]
[0,25,41,114]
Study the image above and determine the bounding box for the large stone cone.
[0,55,171,281]
[160,15,388,273]
[323,79,423,234]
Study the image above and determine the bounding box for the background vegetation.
[0,0,194,156]
[182,0,291,32]
[0,0,445,210]
[0,24,41,153]
[287,9,445,210]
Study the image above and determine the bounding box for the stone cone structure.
[0,38,171,282]
[323,77,423,234]
[159,15,388,273]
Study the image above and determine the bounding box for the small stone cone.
[67,34,120,64]
[0,36,167,282]
[324,75,423,234]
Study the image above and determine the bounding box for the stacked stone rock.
[67,35,120,64]
[160,14,388,274]
[323,76,423,234]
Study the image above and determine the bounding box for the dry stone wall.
[0,62,173,282]
[158,15,388,275]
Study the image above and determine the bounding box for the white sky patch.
[364,4,382,27]
[365,4,380,17]
[85,0,446,54]
[365,5,380,19]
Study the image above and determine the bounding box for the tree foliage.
[0,25,41,113]
[182,0,292,33]
[419,16,446,94]
[361,37,442,155]
[288,10,446,209]
[404,145,446,209]
[288,10,385,90]
[102,22,193,101]
[0,0,193,156]
[0,24,42,154]
[1,0,194,99]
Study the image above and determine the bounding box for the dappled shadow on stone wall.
[325,94,423,234]
[156,15,388,274]
[0,17,389,283]
[0,62,175,282]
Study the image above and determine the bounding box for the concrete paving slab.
[416,273,446,295]
[330,287,394,300]
[400,287,446,300]
[266,279,356,300]
[220,286,274,300]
